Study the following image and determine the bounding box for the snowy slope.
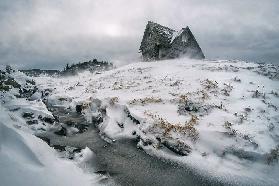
[0,106,103,186]
[0,67,102,186]
[33,59,279,185]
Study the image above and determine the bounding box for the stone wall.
[166,27,205,59]
[140,22,205,61]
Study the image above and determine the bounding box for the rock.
[52,144,66,151]
[92,115,103,125]
[223,148,262,161]
[125,108,140,124]
[76,104,83,113]
[65,120,75,126]
[73,148,82,153]
[19,86,38,98]
[244,107,252,112]
[9,107,20,112]
[38,115,42,120]
[117,122,124,128]
[162,140,191,156]
[26,120,38,125]
[99,107,107,115]
[29,91,41,101]
[142,139,153,146]
[75,124,88,133]
[22,112,34,119]
[178,100,199,114]
[134,135,141,143]
[54,126,67,136]
[36,136,50,145]
[42,117,54,124]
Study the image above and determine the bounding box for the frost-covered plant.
[112,81,124,90]
[109,97,119,105]
[234,112,248,124]
[177,93,222,116]
[178,95,200,114]
[221,83,233,96]
[201,79,218,90]
[145,111,199,141]
[129,97,162,105]
[251,90,265,98]
[170,80,181,87]
[200,90,210,100]
[233,76,241,82]
[223,121,237,136]
[266,146,279,165]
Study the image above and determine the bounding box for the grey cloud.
[0,0,278,69]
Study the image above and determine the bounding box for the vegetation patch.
[129,97,162,105]
[266,146,279,164]
[109,97,119,105]
[145,111,199,141]
[201,79,218,91]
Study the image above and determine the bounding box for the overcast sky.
[0,0,278,69]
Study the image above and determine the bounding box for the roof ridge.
[147,21,176,32]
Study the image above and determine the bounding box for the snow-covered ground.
[34,59,279,185]
[1,58,279,185]
[0,66,102,186]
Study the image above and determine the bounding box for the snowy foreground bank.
[1,59,279,185]
[0,66,101,186]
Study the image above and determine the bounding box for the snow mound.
[0,107,101,186]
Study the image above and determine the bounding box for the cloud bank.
[0,0,278,69]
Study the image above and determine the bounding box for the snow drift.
[0,66,101,186]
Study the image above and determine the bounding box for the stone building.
[139,21,205,61]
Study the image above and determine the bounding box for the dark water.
[41,106,224,186]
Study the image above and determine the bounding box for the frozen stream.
[38,105,224,186]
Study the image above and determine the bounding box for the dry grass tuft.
[144,111,199,141]
[129,97,162,105]
[201,79,218,90]
[109,97,119,105]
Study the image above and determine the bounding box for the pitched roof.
[147,21,176,41]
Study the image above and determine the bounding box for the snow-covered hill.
[1,58,279,185]
[0,66,102,186]
[35,59,279,185]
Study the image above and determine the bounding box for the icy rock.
[22,112,35,119]
[52,144,66,152]
[29,91,41,101]
[75,124,89,133]
[76,104,83,113]
[162,140,191,156]
[26,120,39,125]
[178,100,200,114]
[36,136,51,145]
[41,117,55,124]
[54,126,67,136]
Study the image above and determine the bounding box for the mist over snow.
[0,0,279,69]
[1,2,278,185]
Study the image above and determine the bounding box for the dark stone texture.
[140,21,205,61]
[76,104,83,113]
[162,140,191,156]
[36,136,50,145]
[54,126,67,136]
